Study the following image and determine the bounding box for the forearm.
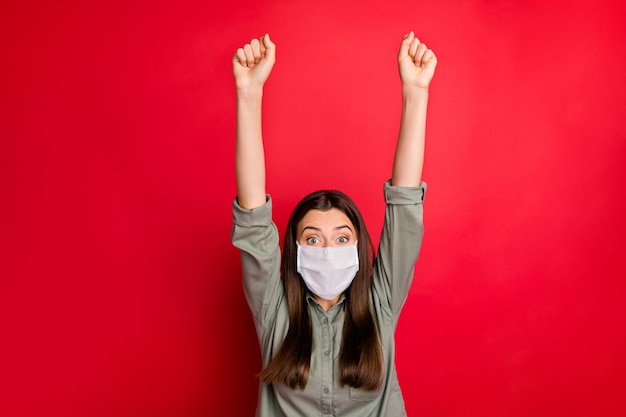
[236,87,266,210]
[391,88,429,187]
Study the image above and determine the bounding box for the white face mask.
[296,242,359,301]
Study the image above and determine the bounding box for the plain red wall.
[1,0,625,416]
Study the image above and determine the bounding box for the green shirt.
[231,181,426,417]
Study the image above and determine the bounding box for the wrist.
[402,85,429,99]
[401,87,429,110]
[236,84,264,101]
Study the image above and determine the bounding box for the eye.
[337,236,349,244]
[306,237,320,245]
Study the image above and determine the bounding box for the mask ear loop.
[295,241,302,273]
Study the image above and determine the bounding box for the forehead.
[297,208,355,232]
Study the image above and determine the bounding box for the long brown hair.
[258,190,383,390]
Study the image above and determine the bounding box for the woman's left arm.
[391,31,437,186]
[372,32,436,320]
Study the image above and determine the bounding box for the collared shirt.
[231,181,426,417]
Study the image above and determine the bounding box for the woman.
[231,31,436,417]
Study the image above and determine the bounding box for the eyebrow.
[301,225,354,233]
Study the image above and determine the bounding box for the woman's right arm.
[233,34,276,210]
[232,35,282,330]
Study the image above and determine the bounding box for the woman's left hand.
[398,31,437,90]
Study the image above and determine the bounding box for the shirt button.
[323,387,329,394]
[324,350,330,356]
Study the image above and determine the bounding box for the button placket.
[319,307,333,415]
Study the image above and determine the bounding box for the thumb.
[262,33,276,61]
[398,31,414,58]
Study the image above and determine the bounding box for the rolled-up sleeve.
[373,181,426,323]
[231,196,282,329]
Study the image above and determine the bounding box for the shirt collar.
[306,293,347,313]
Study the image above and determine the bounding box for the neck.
[315,294,342,312]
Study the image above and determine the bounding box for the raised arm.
[233,34,276,210]
[391,31,437,187]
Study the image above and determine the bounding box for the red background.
[2,0,625,416]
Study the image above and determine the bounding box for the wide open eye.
[337,236,349,244]
[306,237,320,245]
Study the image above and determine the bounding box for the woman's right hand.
[232,34,276,92]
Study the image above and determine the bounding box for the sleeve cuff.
[232,195,273,227]
[383,180,427,204]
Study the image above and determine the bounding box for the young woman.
[231,31,436,417]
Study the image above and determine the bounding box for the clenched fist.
[398,31,437,90]
[232,34,276,92]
